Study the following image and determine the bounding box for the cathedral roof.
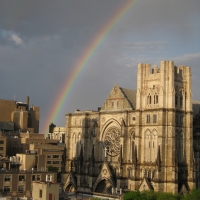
[101,85,136,111]
[120,87,136,109]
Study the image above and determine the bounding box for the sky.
[0,0,200,134]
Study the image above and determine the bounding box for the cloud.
[172,52,200,64]
[10,34,23,45]
[1,30,23,46]
[121,41,167,52]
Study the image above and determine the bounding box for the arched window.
[147,94,151,105]
[144,130,158,162]
[72,133,76,158]
[154,93,158,104]
[175,130,184,163]
[146,114,150,123]
[175,95,178,106]
[77,133,81,158]
[144,130,151,162]
[180,93,183,107]
[151,130,158,161]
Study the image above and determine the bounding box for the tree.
[183,189,200,200]
[47,165,58,172]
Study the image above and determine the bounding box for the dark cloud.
[0,0,199,131]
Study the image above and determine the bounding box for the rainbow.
[42,0,138,134]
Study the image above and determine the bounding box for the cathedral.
[62,61,200,195]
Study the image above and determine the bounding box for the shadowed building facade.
[0,96,40,133]
[62,61,200,194]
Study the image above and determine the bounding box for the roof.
[120,87,136,109]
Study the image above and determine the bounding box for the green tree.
[183,189,200,200]
[47,165,58,172]
[124,191,150,200]
[124,190,181,200]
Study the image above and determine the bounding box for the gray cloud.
[0,0,199,131]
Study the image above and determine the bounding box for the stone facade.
[62,61,199,194]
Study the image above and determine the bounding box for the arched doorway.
[94,179,112,194]
[65,183,75,192]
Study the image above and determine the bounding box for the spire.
[79,144,83,163]
[156,145,161,171]
[91,144,95,163]
[132,143,138,169]
[119,145,123,167]
[78,144,83,174]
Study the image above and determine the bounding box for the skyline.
[0,0,200,133]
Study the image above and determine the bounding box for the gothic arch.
[93,178,113,194]
[64,183,76,192]
[94,179,113,194]
[151,129,158,162]
[71,133,76,158]
[100,118,121,141]
[129,128,135,139]
[144,129,158,162]
[144,129,151,162]
[77,133,81,156]
[128,128,135,162]
[175,129,184,163]
[63,172,77,192]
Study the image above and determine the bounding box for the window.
[180,115,184,125]
[37,175,41,181]
[146,114,150,123]
[32,175,36,181]
[176,114,179,125]
[154,94,158,104]
[175,95,178,106]
[19,175,25,181]
[4,175,11,181]
[153,114,157,123]
[53,161,59,164]
[4,186,10,192]
[47,161,51,164]
[46,175,51,181]
[147,94,151,105]
[39,189,42,198]
[0,140,4,144]
[0,147,3,151]
[53,155,59,158]
[144,130,158,162]
[112,102,114,108]
[18,185,24,192]
[180,94,183,107]
[47,155,51,158]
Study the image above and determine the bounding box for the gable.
[101,85,136,111]
[63,171,76,191]
[93,161,115,190]
[139,177,153,191]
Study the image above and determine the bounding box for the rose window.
[104,127,121,156]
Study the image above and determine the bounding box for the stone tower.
[136,61,194,192]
